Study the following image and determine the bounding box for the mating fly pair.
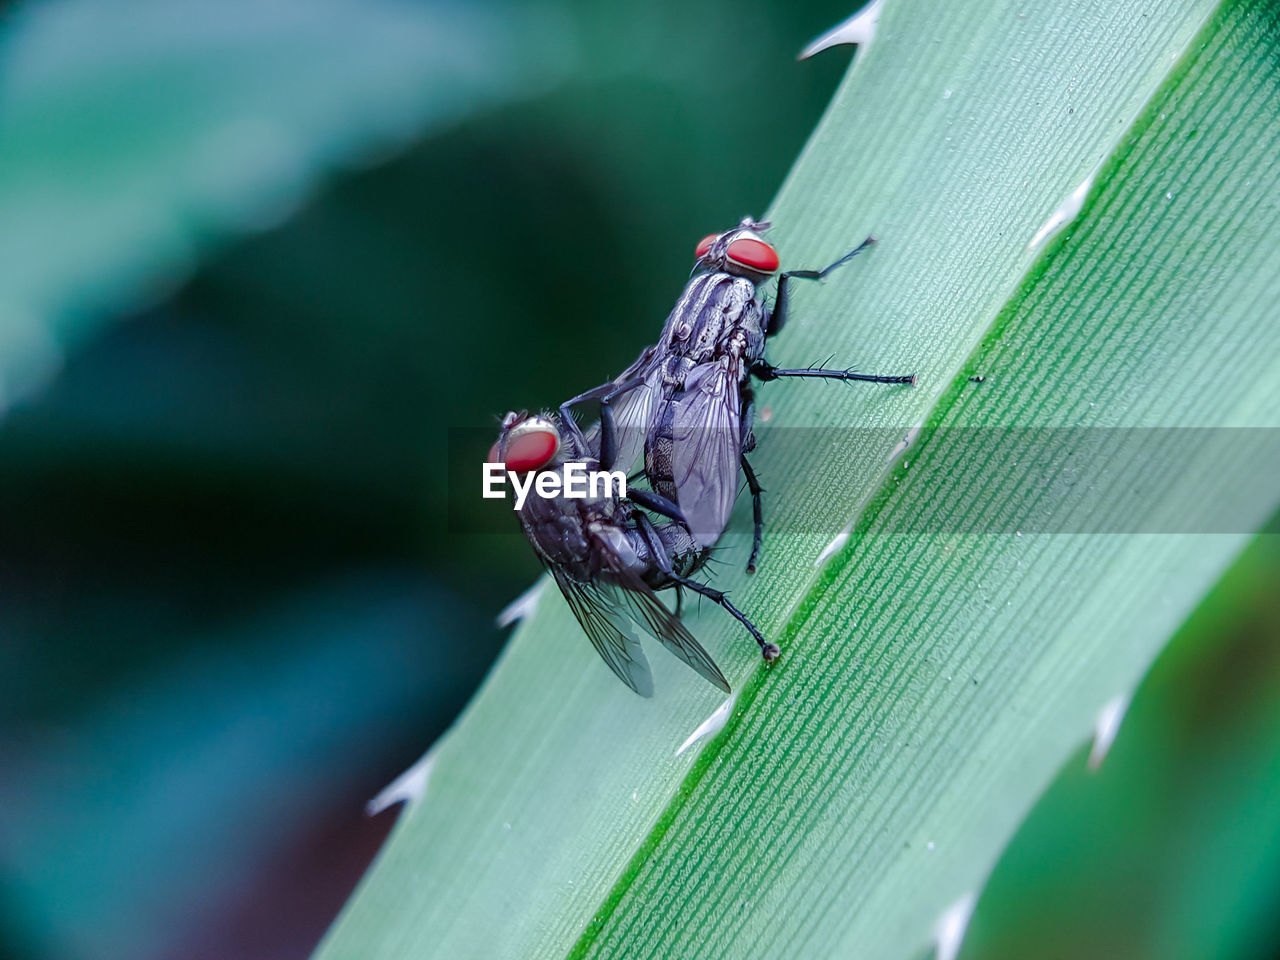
[492,219,914,695]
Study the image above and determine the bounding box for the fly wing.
[617,580,731,693]
[549,566,654,697]
[583,366,663,474]
[593,539,731,694]
[605,366,664,473]
[670,361,742,546]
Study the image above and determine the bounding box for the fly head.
[491,411,564,473]
[693,217,780,281]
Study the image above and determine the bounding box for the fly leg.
[633,512,675,575]
[559,381,614,455]
[558,376,650,471]
[628,488,688,529]
[668,573,780,661]
[558,378,632,463]
[738,386,764,574]
[751,361,916,386]
[767,235,876,337]
[632,513,683,619]
[740,454,765,574]
[558,373,646,467]
[599,373,657,470]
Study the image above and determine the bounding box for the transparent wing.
[596,541,731,694]
[606,367,663,473]
[549,565,654,697]
[670,361,742,546]
[584,365,663,474]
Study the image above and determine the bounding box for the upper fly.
[561,218,915,580]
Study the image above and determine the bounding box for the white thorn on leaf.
[367,747,437,816]
[933,893,977,960]
[496,580,544,627]
[676,696,736,756]
[1029,172,1095,250]
[1088,693,1131,770]
[799,0,884,60]
[815,522,854,567]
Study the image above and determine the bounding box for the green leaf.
[0,0,570,403]
[317,0,1280,957]
[963,530,1280,960]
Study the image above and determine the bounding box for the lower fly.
[491,410,777,696]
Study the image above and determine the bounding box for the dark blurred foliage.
[0,1,854,957]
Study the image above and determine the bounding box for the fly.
[561,218,915,575]
[491,410,778,696]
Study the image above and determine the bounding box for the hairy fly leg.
[767,234,876,337]
[628,488,688,528]
[633,512,675,576]
[740,453,765,574]
[669,572,780,661]
[558,375,647,470]
[736,386,766,574]
[558,381,611,452]
[751,360,916,386]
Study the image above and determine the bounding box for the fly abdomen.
[644,395,680,503]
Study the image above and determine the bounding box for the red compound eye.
[725,237,779,273]
[503,429,558,472]
[694,233,718,259]
[487,442,501,464]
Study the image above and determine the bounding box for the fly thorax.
[670,273,749,362]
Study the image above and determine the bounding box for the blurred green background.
[1,1,1277,959]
